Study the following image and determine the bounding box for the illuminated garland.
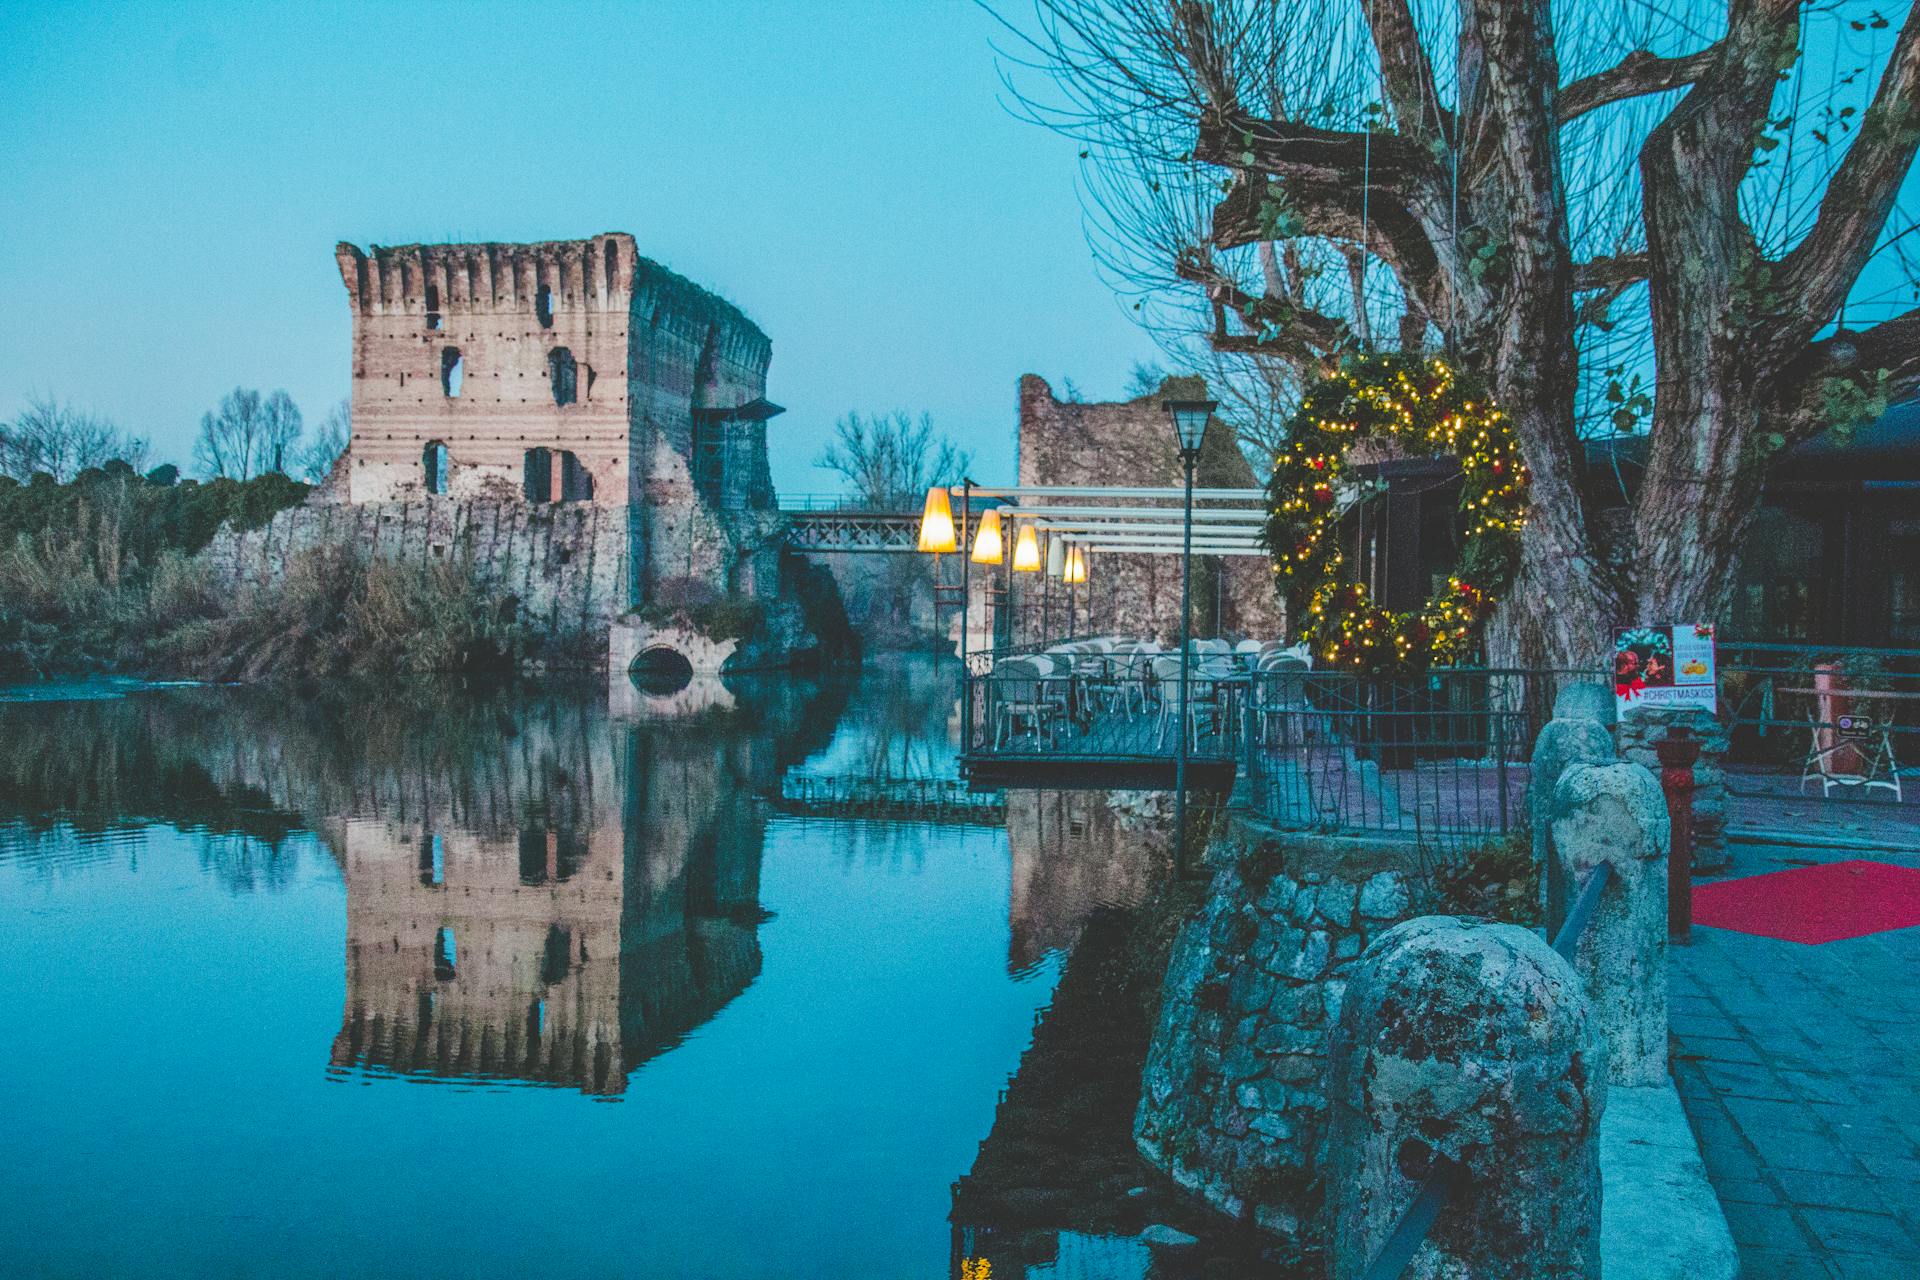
[1267,354,1528,675]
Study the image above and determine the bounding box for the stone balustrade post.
[1528,688,1617,928]
[1550,761,1670,1086]
[1326,917,1604,1280]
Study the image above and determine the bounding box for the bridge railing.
[777,492,909,513]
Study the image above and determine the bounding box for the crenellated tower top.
[334,233,636,319]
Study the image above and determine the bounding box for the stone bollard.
[1552,680,1615,730]
[1326,917,1604,1280]
[1550,761,1670,1086]
[1529,712,1616,928]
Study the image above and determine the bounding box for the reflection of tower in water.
[329,711,770,1096]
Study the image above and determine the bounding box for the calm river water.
[0,658,1267,1279]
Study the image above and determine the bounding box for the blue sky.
[0,1,1163,492]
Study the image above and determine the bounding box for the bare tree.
[815,411,974,507]
[1124,360,1172,396]
[260,390,303,476]
[0,395,150,482]
[296,398,349,484]
[196,387,307,480]
[995,0,1920,666]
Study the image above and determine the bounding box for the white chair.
[1801,714,1903,800]
[992,658,1058,749]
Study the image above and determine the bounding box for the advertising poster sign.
[1614,623,1717,716]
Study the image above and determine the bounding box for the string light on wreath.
[1266,354,1528,676]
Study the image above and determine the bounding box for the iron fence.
[1717,640,1918,799]
[1242,668,1589,846]
[961,652,1248,762]
[776,773,1005,823]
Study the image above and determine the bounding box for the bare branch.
[1778,8,1920,330]
[1557,44,1724,122]
[1574,251,1650,291]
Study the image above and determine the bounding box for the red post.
[1655,726,1702,945]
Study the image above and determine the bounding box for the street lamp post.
[1163,398,1215,878]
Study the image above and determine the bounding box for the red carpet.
[1693,860,1920,945]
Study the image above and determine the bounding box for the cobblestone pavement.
[1728,778,1920,850]
[1671,841,1920,1279]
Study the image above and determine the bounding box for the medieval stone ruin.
[209,235,810,663]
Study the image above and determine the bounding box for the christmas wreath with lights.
[1267,354,1528,675]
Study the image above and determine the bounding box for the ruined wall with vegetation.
[1013,375,1284,643]
[203,496,629,647]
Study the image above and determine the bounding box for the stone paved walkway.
[1671,840,1920,1279]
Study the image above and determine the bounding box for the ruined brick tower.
[333,233,786,607]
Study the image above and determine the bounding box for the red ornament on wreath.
[1265,354,1529,675]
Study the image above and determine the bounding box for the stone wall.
[202,495,629,642]
[333,234,786,611]
[336,235,635,507]
[1134,818,1421,1246]
[1008,375,1286,644]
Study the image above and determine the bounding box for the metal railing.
[776,491,909,513]
[961,653,1247,761]
[1360,861,1614,1280]
[1717,640,1919,795]
[1242,668,1589,846]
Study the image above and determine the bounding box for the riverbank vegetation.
[0,465,528,682]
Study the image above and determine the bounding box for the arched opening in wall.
[541,925,573,985]
[535,284,554,329]
[417,832,445,886]
[603,240,619,295]
[524,448,553,504]
[422,440,450,494]
[559,450,594,501]
[629,645,694,695]
[548,347,577,406]
[554,828,586,880]
[518,829,549,884]
[434,927,458,981]
[441,346,463,397]
[424,284,441,330]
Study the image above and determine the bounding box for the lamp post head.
[1163,399,1217,461]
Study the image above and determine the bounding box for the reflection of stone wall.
[1005,790,1167,972]
[330,818,633,1092]
[320,716,772,1095]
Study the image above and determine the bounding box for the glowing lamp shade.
[1062,545,1089,584]
[1012,522,1042,572]
[916,486,957,553]
[970,508,1004,564]
[1046,533,1066,578]
[1163,398,1217,456]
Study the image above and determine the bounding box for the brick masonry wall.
[1010,375,1285,644]
[337,235,635,506]
[334,235,784,609]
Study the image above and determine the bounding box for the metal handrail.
[1359,860,1614,1280]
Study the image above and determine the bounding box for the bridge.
[779,495,919,553]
